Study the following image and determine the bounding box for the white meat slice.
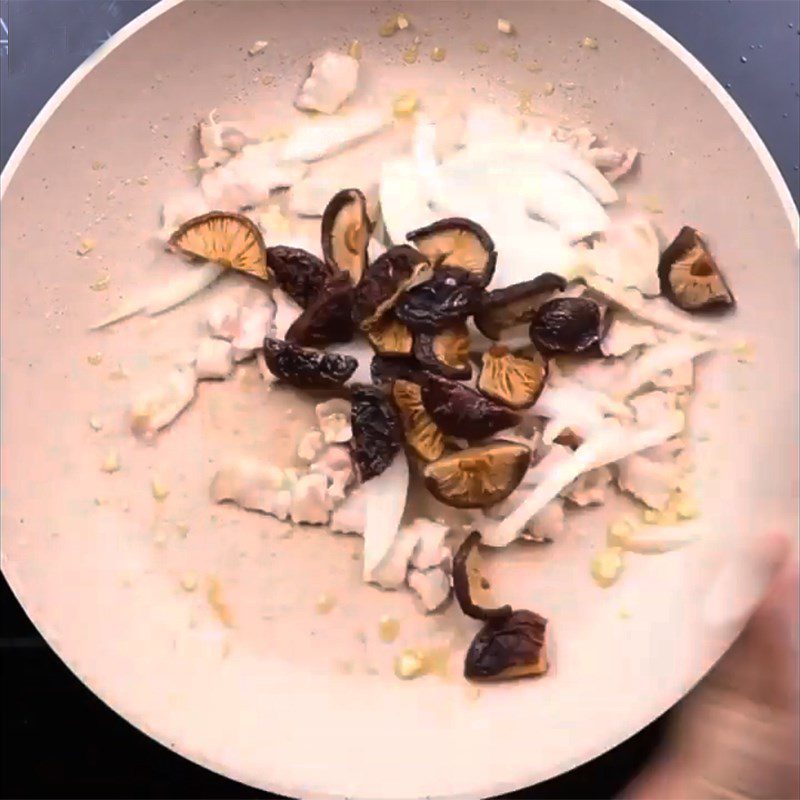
[330,489,366,535]
[295,52,359,115]
[309,445,354,503]
[195,337,234,380]
[271,288,302,340]
[206,295,241,340]
[290,473,331,525]
[315,399,352,443]
[210,457,290,520]
[407,567,452,612]
[561,466,613,506]
[130,366,197,438]
[365,524,419,589]
[297,430,325,463]
[525,499,565,540]
[231,303,275,362]
[405,519,450,570]
[588,147,639,183]
[616,454,683,510]
[197,111,254,170]
[280,108,390,163]
[200,141,308,209]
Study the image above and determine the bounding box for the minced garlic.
[591,546,624,588]
[394,648,426,679]
[378,615,400,643]
[151,476,170,502]
[393,91,419,117]
[101,450,120,474]
[497,18,514,35]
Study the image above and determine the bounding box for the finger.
[702,529,790,632]
[708,539,799,709]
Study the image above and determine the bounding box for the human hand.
[628,533,799,799]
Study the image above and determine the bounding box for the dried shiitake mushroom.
[364,314,414,356]
[353,245,429,327]
[321,188,371,284]
[421,374,520,439]
[285,272,355,347]
[407,217,497,286]
[478,345,548,409]
[475,273,567,340]
[349,385,403,481]
[529,297,604,356]
[423,441,530,508]
[169,212,268,279]
[267,246,334,308]
[370,355,423,387]
[453,531,512,621]
[262,338,357,389]
[658,226,735,312]
[391,379,445,462]
[464,609,548,681]
[414,322,472,380]
[395,267,484,333]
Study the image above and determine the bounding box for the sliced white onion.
[614,336,717,399]
[583,272,721,339]
[362,452,410,578]
[485,413,685,547]
[91,264,225,330]
[280,109,390,163]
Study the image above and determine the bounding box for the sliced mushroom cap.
[349,385,403,481]
[353,245,429,326]
[414,321,472,380]
[364,314,414,356]
[370,355,424,387]
[464,609,548,681]
[266,245,334,308]
[453,531,512,621]
[262,337,357,389]
[395,267,484,334]
[285,272,355,347]
[529,297,604,356]
[658,226,735,312]
[423,440,531,508]
[421,373,520,439]
[475,273,567,340]
[169,212,268,279]
[321,188,371,284]
[478,345,548,409]
[407,217,497,286]
[391,379,445,462]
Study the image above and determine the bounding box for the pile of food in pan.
[161,182,734,680]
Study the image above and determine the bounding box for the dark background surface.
[1,1,798,798]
